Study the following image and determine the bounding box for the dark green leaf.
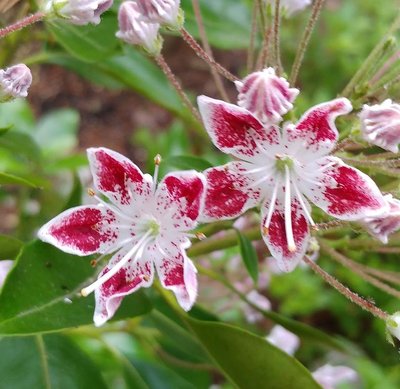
[46,14,119,62]
[0,235,23,260]
[187,318,321,389]
[0,172,39,188]
[62,174,82,211]
[0,241,152,335]
[0,131,41,164]
[236,229,259,284]
[0,334,108,389]
[163,155,212,171]
[0,125,13,136]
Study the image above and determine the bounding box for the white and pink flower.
[39,147,205,326]
[136,0,181,27]
[198,68,386,272]
[360,99,400,153]
[0,64,32,101]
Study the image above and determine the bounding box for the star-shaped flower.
[39,148,205,326]
[198,68,387,272]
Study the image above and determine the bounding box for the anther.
[90,259,97,267]
[195,232,206,240]
[87,188,96,197]
[154,154,162,165]
[262,226,269,235]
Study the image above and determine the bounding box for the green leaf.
[0,172,39,188]
[62,174,82,211]
[0,131,41,164]
[0,125,13,136]
[0,235,23,260]
[0,241,152,335]
[163,155,212,171]
[0,334,108,389]
[46,14,119,62]
[187,318,321,389]
[236,229,259,284]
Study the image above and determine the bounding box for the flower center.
[275,153,294,174]
[142,215,161,237]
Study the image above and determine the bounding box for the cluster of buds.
[116,0,182,55]
[0,64,32,102]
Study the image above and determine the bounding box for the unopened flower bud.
[136,0,182,28]
[116,1,162,55]
[45,0,113,25]
[0,64,32,101]
[359,99,400,153]
[235,68,299,124]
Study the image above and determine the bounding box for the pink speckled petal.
[155,170,206,230]
[93,247,154,326]
[302,156,387,220]
[261,196,310,272]
[87,147,152,209]
[290,98,352,155]
[201,161,263,222]
[155,250,198,311]
[38,205,121,256]
[198,95,280,160]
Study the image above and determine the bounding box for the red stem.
[0,12,45,40]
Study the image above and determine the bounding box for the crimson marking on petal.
[161,260,184,287]
[324,166,384,216]
[204,167,249,220]
[48,208,117,253]
[92,148,144,205]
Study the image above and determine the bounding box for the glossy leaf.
[0,334,107,389]
[163,155,213,171]
[0,235,23,260]
[0,241,152,335]
[236,229,259,284]
[187,318,321,389]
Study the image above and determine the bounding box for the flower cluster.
[116,0,182,54]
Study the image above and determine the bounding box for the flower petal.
[155,170,206,229]
[93,248,154,327]
[87,147,152,209]
[201,161,262,222]
[198,95,279,160]
[38,205,122,256]
[261,196,310,272]
[155,250,198,311]
[302,157,387,220]
[291,98,352,155]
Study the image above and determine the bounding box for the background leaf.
[0,235,23,260]
[236,229,259,284]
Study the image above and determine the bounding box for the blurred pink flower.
[136,0,181,27]
[0,260,13,288]
[0,64,32,100]
[312,364,358,389]
[266,325,300,355]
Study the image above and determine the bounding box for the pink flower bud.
[362,194,400,244]
[136,0,181,26]
[235,68,299,124]
[116,1,161,55]
[360,99,400,153]
[0,64,32,100]
[312,364,358,389]
[46,0,113,25]
[266,325,300,356]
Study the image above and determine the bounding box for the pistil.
[284,165,296,252]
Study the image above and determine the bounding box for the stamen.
[263,179,279,234]
[153,154,161,193]
[80,230,152,297]
[292,180,316,228]
[284,165,296,253]
[89,191,133,222]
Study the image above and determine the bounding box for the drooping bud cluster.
[0,64,32,101]
[44,0,113,25]
[116,0,182,55]
[359,99,400,153]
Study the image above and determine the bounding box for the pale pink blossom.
[235,68,299,124]
[243,290,271,323]
[136,0,181,27]
[45,0,113,25]
[0,260,13,288]
[39,148,205,326]
[360,99,400,153]
[312,364,358,389]
[266,325,300,356]
[0,64,32,100]
[116,1,161,55]
[198,72,386,272]
[362,194,400,244]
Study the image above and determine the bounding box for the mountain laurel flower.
[266,325,300,356]
[312,364,358,389]
[136,0,182,28]
[386,312,400,344]
[116,1,162,55]
[236,67,299,124]
[45,0,113,25]
[198,71,387,272]
[38,147,206,326]
[360,99,400,153]
[0,64,32,101]
[362,194,400,244]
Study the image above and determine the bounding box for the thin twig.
[180,27,238,82]
[289,0,326,85]
[247,0,259,72]
[272,0,282,74]
[191,0,230,101]
[0,11,44,39]
[303,255,388,320]
[154,53,201,123]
